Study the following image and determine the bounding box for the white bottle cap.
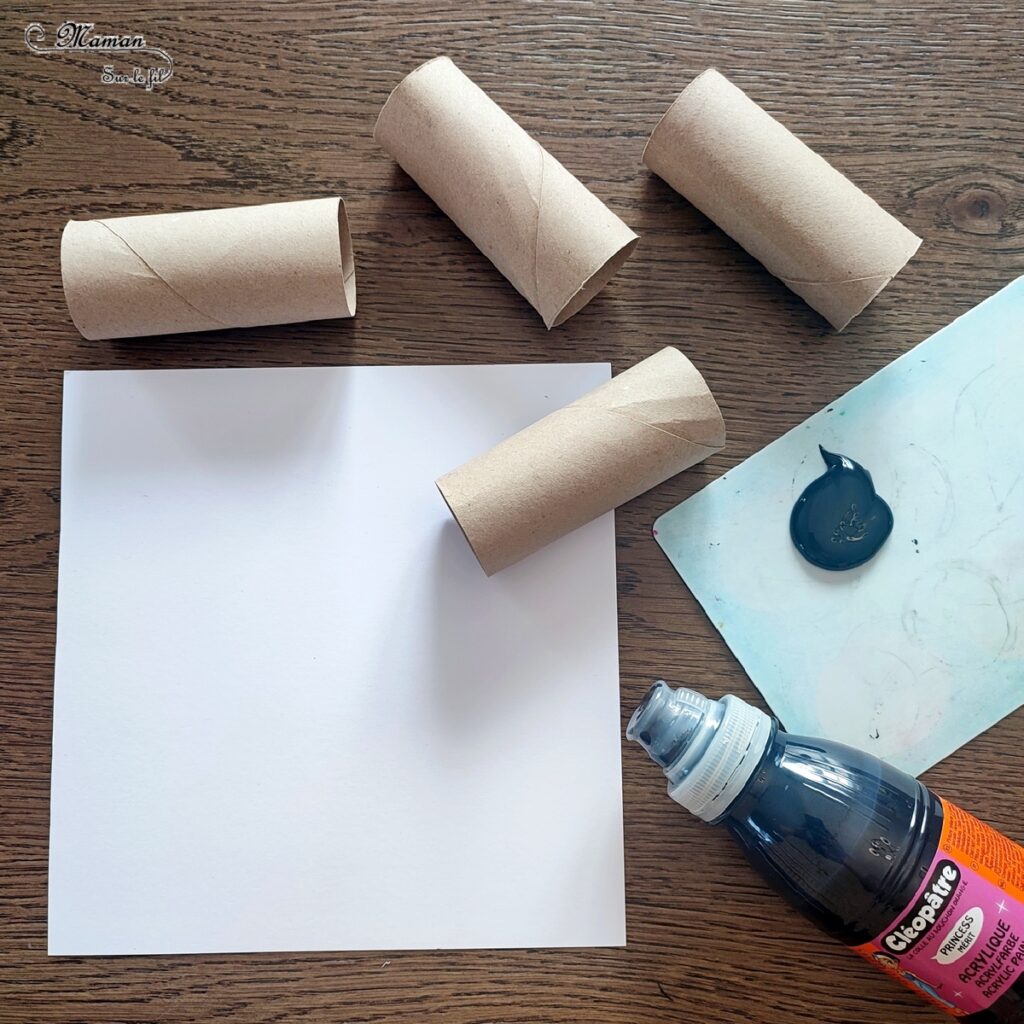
[666,694,773,821]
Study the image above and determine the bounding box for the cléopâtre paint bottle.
[628,682,1024,1020]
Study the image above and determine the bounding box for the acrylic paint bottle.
[628,681,1024,1020]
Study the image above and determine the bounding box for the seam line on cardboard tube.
[95,220,232,328]
[776,270,893,288]
[568,406,724,453]
[530,141,546,316]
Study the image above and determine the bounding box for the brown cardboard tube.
[60,197,356,340]
[374,56,639,328]
[436,347,725,575]
[643,69,921,330]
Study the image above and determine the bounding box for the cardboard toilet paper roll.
[437,347,725,574]
[643,69,921,330]
[375,56,639,328]
[61,197,356,340]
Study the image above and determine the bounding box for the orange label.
[851,798,1024,1016]
[939,799,1024,904]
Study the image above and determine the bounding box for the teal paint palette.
[655,278,1024,775]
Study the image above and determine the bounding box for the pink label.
[854,800,1024,1016]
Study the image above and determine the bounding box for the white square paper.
[50,363,625,955]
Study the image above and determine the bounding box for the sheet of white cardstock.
[50,363,624,955]
[655,278,1024,775]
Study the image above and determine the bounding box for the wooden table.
[2,2,1022,1021]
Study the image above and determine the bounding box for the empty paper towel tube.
[61,197,356,340]
[437,347,726,574]
[643,69,921,330]
[375,56,639,328]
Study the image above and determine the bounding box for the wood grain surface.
[2,2,1023,1022]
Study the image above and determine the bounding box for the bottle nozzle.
[627,680,715,779]
[628,681,773,821]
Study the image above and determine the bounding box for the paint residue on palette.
[790,447,894,570]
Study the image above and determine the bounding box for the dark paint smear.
[790,447,893,571]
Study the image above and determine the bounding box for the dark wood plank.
[1,1,1022,1021]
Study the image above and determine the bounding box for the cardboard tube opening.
[643,68,921,330]
[60,196,357,341]
[549,235,640,327]
[375,55,639,328]
[436,481,491,570]
[436,347,726,575]
[337,200,357,315]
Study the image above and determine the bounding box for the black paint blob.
[790,447,893,571]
